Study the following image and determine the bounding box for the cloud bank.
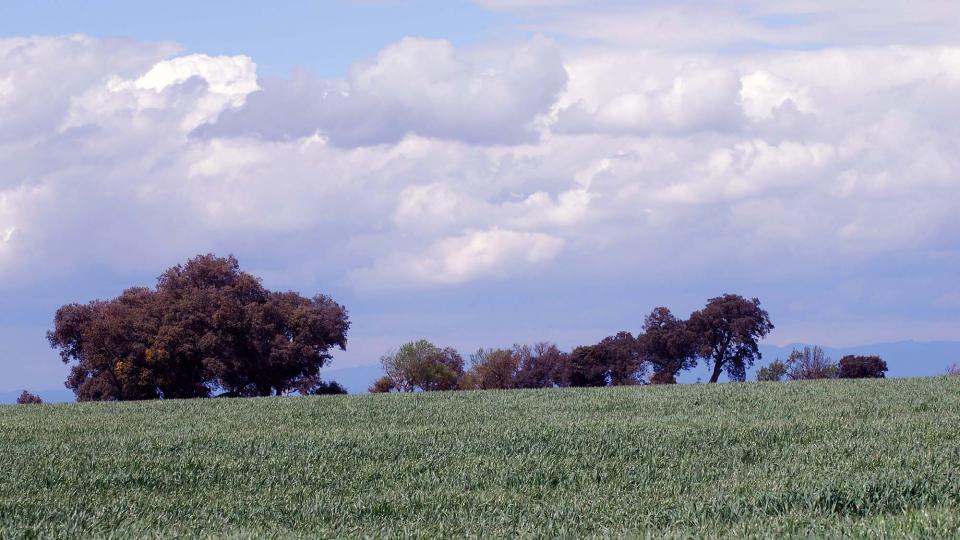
[2,9,960,347]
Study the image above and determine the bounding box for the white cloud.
[556,63,744,135]
[201,36,567,146]
[740,70,817,121]
[62,53,258,132]
[1,32,960,342]
[351,228,565,288]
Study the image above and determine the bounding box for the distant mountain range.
[4,340,958,403]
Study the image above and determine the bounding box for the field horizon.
[3,377,959,538]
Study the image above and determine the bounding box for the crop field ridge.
[2,377,960,538]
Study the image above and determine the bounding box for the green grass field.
[2,378,960,538]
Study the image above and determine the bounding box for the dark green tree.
[564,345,608,387]
[838,355,887,379]
[638,307,697,384]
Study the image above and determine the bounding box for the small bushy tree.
[948,363,960,377]
[16,390,43,405]
[757,360,787,382]
[838,355,888,379]
[595,331,646,385]
[562,332,645,387]
[638,307,697,384]
[564,345,609,387]
[513,342,566,389]
[378,340,464,392]
[368,375,396,393]
[785,346,837,380]
[461,348,519,390]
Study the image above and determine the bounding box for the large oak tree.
[48,254,350,400]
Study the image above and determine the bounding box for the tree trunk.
[709,360,724,383]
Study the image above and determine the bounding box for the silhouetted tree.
[378,340,463,392]
[756,360,787,382]
[638,307,697,384]
[838,355,888,379]
[48,254,349,401]
[948,363,960,377]
[513,342,566,389]
[689,294,774,383]
[785,346,837,380]
[16,391,43,405]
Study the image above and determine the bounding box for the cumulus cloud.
[0,35,175,144]
[555,63,744,135]
[201,36,567,146]
[60,53,258,133]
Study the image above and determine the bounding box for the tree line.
[22,254,910,404]
[369,294,777,392]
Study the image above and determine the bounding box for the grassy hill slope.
[2,378,959,538]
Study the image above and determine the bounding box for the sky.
[2,0,960,393]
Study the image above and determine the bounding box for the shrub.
[838,355,888,379]
[16,391,43,405]
[947,363,960,377]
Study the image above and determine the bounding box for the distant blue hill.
[4,341,957,403]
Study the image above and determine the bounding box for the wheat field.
[2,377,959,538]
